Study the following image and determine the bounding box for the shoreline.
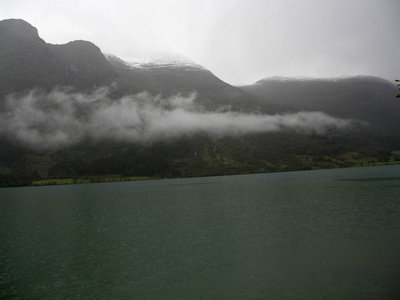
[28,160,400,188]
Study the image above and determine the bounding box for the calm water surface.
[1,165,400,299]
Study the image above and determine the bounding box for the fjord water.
[1,165,400,299]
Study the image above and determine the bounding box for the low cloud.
[0,87,360,150]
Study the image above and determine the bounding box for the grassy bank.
[31,176,151,186]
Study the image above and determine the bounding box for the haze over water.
[1,165,400,299]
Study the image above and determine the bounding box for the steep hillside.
[0,19,116,97]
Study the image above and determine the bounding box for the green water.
[1,165,400,299]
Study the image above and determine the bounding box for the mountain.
[0,18,258,110]
[0,18,400,187]
[240,76,400,133]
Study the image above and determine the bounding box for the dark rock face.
[50,40,117,88]
[0,19,54,96]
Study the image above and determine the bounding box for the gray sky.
[1,0,399,85]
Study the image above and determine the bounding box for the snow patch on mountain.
[116,52,205,70]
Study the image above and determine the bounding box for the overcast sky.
[1,0,399,85]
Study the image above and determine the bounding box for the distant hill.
[240,76,400,133]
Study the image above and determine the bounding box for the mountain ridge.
[252,75,396,86]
